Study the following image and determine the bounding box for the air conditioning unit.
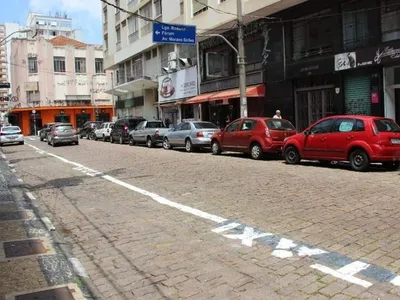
[168,51,177,62]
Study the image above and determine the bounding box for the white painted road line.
[26,192,36,201]
[337,261,370,276]
[391,276,400,286]
[311,264,373,288]
[69,258,88,278]
[211,222,241,233]
[297,246,327,257]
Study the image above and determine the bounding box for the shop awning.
[185,84,265,104]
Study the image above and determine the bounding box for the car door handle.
[346,135,354,140]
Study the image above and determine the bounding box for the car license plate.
[7,135,16,139]
[391,139,400,145]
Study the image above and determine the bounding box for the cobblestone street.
[2,138,400,299]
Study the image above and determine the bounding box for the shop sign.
[286,56,334,79]
[371,91,379,104]
[158,66,198,103]
[356,41,400,67]
[334,52,356,71]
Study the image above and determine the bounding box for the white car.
[94,122,114,141]
[0,126,24,146]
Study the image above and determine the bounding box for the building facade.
[0,24,8,115]
[9,36,113,135]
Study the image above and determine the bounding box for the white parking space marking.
[223,226,272,247]
[211,222,241,233]
[297,246,327,257]
[337,261,370,276]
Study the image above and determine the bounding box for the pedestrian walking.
[273,110,282,119]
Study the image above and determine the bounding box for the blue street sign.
[153,22,196,45]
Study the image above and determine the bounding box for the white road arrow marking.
[223,226,272,247]
[276,238,297,250]
[297,246,327,257]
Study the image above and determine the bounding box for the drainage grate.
[3,239,48,258]
[15,287,76,300]
[0,211,29,221]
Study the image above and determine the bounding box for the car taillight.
[155,130,159,136]
[372,123,379,136]
[265,127,271,137]
[196,132,204,137]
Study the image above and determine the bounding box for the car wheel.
[382,161,400,171]
[211,141,221,155]
[349,149,370,172]
[110,135,114,143]
[163,138,172,150]
[147,137,153,148]
[40,136,43,141]
[284,146,301,165]
[75,140,79,145]
[102,135,106,142]
[129,136,135,146]
[51,139,56,147]
[250,143,263,160]
[185,139,193,152]
[119,136,123,144]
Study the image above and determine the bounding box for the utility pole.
[237,0,247,117]
[111,71,115,120]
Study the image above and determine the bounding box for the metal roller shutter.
[344,75,371,115]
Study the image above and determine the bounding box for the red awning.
[185,84,265,104]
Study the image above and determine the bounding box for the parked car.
[163,121,219,152]
[129,120,169,147]
[110,117,146,144]
[47,123,79,147]
[78,121,103,139]
[211,117,297,160]
[94,122,114,141]
[0,126,24,146]
[39,122,56,141]
[283,115,400,172]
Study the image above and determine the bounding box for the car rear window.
[147,122,165,128]
[193,122,218,129]
[265,119,295,131]
[55,125,74,130]
[128,119,145,129]
[2,126,20,132]
[374,119,400,132]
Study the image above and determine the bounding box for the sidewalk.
[0,150,96,300]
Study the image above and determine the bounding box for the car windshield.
[265,119,295,131]
[193,122,218,129]
[128,119,145,129]
[55,125,74,131]
[147,122,165,128]
[374,119,400,132]
[2,126,20,132]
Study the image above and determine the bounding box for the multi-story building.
[26,13,83,41]
[0,24,8,115]
[9,36,113,135]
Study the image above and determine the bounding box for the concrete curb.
[0,151,104,300]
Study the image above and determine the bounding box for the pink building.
[9,36,114,135]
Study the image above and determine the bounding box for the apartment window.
[132,58,143,78]
[245,40,263,64]
[75,57,86,73]
[292,8,334,61]
[206,52,229,77]
[180,0,184,15]
[145,51,152,60]
[104,34,108,50]
[154,0,162,17]
[152,48,157,58]
[103,7,108,23]
[26,91,40,103]
[54,56,66,72]
[28,57,38,73]
[381,0,400,42]
[95,58,104,73]
[115,0,120,13]
[126,60,132,80]
[128,16,138,43]
[193,0,208,16]
[342,0,374,51]
[116,26,121,50]
[140,3,152,36]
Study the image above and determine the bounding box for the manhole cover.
[15,286,75,300]
[0,211,28,221]
[4,239,47,258]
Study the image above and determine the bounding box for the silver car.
[47,123,79,147]
[0,126,24,146]
[163,121,219,152]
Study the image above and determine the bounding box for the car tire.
[349,149,370,172]
[284,146,301,165]
[163,138,172,150]
[250,143,263,160]
[75,140,79,145]
[211,141,222,155]
[185,139,193,152]
[102,135,106,142]
[110,135,114,143]
[40,136,43,141]
[51,139,56,147]
[382,161,400,171]
[79,135,83,139]
[147,137,153,148]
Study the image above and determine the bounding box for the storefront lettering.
[374,46,400,64]
[300,65,319,73]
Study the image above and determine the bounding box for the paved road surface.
[2,137,400,299]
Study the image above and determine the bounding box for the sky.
[0,0,102,44]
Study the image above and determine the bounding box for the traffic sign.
[153,22,196,45]
[0,82,10,89]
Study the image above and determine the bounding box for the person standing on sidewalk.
[273,110,282,119]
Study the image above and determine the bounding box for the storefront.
[287,56,342,131]
[10,105,114,136]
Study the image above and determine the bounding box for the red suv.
[211,117,297,160]
[283,115,400,171]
